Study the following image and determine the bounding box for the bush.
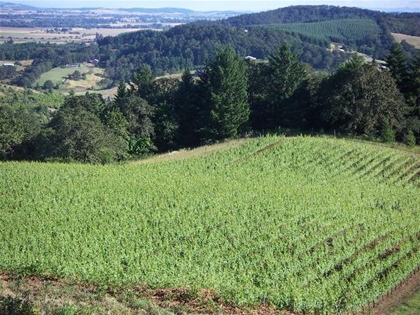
[380,122,395,143]
[403,130,416,147]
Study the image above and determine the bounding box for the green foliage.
[337,54,365,73]
[267,18,381,54]
[386,42,410,93]
[403,130,416,147]
[249,45,307,129]
[0,136,419,314]
[43,80,54,90]
[201,46,249,141]
[0,105,40,160]
[319,63,407,137]
[40,99,127,163]
[381,121,396,143]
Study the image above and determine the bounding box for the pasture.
[0,136,419,314]
[34,65,106,92]
[392,33,420,49]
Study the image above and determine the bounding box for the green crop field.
[0,136,419,313]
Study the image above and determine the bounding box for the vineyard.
[0,136,419,313]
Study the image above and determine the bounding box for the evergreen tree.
[175,69,202,147]
[201,46,249,142]
[250,45,307,129]
[405,51,420,142]
[115,79,128,103]
[409,51,420,107]
[386,42,410,94]
[130,64,154,103]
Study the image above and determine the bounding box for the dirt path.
[370,269,420,315]
[1,270,419,314]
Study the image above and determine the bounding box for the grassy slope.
[0,136,419,314]
[34,65,105,92]
[391,33,420,49]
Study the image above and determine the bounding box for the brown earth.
[1,269,420,314]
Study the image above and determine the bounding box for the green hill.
[98,5,420,80]
[1,136,419,313]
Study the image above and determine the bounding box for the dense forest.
[1,43,419,163]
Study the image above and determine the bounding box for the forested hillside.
[2,6,418,86]
[97,5,420,81]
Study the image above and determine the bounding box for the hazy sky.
[14,0,420,11]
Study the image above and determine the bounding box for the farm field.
[0,27,145,44]
[0,136,419,314]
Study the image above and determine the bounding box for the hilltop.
[97,5,419,80]
[0,1,37,10]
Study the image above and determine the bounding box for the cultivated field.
[0,136,419,314]
[392,33,420,49]
[0,27,144,44]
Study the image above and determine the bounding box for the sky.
[13,0,420,12]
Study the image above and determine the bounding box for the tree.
[249,45,307,129]
[0,106,40,160]
[174,69,202,147]
[43,105,126,163]
[114,94,156,156]
[405,51,420,142]
[71,70,82,81]
[43,80,54,90]
[408,51,420,106]
[115,79,128,103]
[386,42,410,94]
[63,93,105,118]
[130,64,154,102]
[200,46,249,142]
[319,63,407,137]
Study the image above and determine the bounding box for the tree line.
[1,43,419,163]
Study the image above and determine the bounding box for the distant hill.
[97,5,420,80]
[221,5,420,36]
[0,1,38,10]
[120,7,195,14]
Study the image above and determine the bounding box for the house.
[244,56,257,61]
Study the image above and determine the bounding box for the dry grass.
[64,68,105,91]
[392,33,420,49]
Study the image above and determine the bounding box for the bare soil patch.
[370,270,420,315]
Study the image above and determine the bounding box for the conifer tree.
[175,69,202,147]
[251,44,307,129]
[386,42,410,94]
[201,46,249,142]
